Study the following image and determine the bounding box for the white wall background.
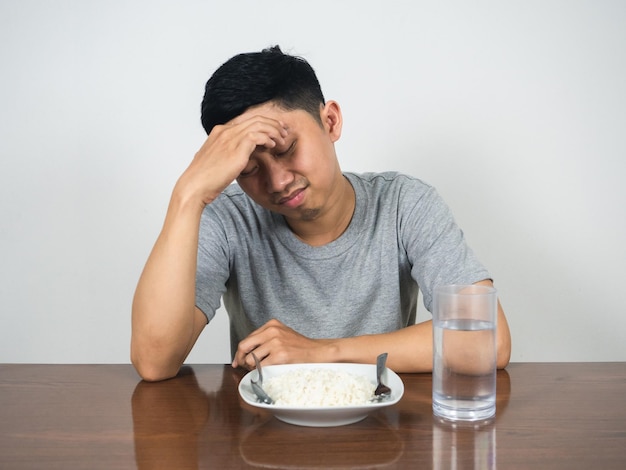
[1,0,625,365]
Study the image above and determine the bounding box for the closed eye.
[239,141,296,178]
[238,164,258,178]
[276,141,296,157]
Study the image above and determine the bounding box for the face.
[234,101,344,224]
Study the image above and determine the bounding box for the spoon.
[373,352,392,401]
[250,352,274,405]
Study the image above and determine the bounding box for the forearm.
[324,302,511,373]
[328,321,434,373]
[131,193,206,381]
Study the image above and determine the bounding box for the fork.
[373,352,392,401]
[250,352,274,404]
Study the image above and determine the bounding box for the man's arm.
[131,116,290,381]
[130,193,208,382]
[232,280,511,373]
[333,289,510,372]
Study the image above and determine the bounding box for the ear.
[321,100,343,142]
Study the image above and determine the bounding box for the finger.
[233,347,267,371]
[229,117,289,147]
[228,113,287,131]
[231,336,264,370]
[232,346,250,370]
[231,319,288,369]
[237,321,284,356]
[242,126,288,150]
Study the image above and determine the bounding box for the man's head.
[200,47,349,234]
[201,46,326,134]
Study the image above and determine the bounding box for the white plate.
[238,362,404,427]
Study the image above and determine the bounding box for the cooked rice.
[263,368,375,406]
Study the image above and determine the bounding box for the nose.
[264,160,293,193]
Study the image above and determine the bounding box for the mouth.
[276,187,306,209]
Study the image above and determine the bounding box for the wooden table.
[1,363,625,469]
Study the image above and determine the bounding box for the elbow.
[496,332,512,370]
[496,351,511,370]
[131,348,180,382]
[495,302,511,370]
[132,358,179,382]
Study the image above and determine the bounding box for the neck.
[287,176,355,247]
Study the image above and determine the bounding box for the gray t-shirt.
[195,172,490,357]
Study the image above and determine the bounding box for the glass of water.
[432,284,498,421]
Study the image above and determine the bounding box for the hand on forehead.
[230,102,289,126]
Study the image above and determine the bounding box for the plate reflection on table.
[239,414,403,468]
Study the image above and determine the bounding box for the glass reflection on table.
[432,369,510,470]
[433,418,496,470]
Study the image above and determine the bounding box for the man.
[131,46,511,382]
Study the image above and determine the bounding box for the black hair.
[200,46,326,134]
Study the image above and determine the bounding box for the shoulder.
[201,183,268,228]
[346,170,431,188]
[218,183,249,203]
[206,184,255,212]
[346,171,435,202]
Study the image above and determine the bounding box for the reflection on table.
[131,365,511,468]
[1,363,625,469]
[131,366,409,468]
